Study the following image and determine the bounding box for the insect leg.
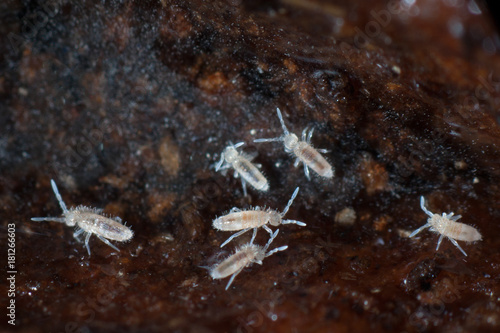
[84,232,92,256]
[302,127,308,141]
[31,217,66,223]
[306,127,314,142]
[262,224,274,236]
[448,237,468,256]
[50,179,68,214]
[240,178,248,197]
[215,153,226,171]
[73,228,84,241]
[436,234,445,250]
[293,157,301,168]
[220,228,253,248]
[317,148,330,153]
[97,235,121,253]
[242,150,258,162]
[225,267,244,290]
[409,223,431,238]
[217,163,231,173]
[250,227,258,244]
[447,213,462,221]
[303,163,311,180]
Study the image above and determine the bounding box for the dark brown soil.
[1,1,500,332]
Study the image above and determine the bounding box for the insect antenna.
[275,108,290,135]
[253,137,283,143]
[263,230,288,257]
[31,217,66,223]
[281,219,306,226]
[265,245,288,257]
[232,141,245,149]
[253,108,291,143]
[263,229,280,252]
[420,196,433,217]
[281,187,300,217]
[50,179,68,214]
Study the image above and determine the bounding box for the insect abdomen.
[294,142,333,178]
[448,222,482,242]
[213,211,269,231]
[434,217,481,242]
[78,213,133,241]
[210,246,258,279]
[233,158,269,191]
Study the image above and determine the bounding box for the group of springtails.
[31,108,482,290]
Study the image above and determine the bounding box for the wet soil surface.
[1,1,500,332]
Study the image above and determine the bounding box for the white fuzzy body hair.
[31,179,133,256]
[215,142,269,196]
[209,230,288,290]
[409,196,482,256]
[254,108,334,180]
[212,187,305,247]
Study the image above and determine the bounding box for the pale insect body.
[409,196,482,256]
[31,179,134,256]
[254,108,334,180]
[210,229,288,290]
[215,142,269,196]
[213,187,305,247]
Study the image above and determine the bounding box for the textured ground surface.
[1,0,500,332]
